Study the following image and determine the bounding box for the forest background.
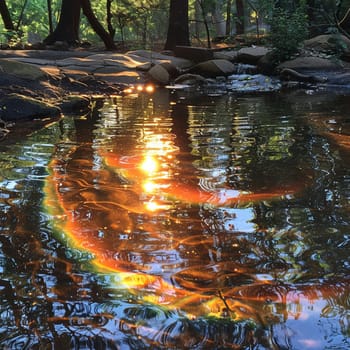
[1,0,350,62]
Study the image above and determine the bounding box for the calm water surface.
[0,88,349,349]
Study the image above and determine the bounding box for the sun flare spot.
[143,180,157,193]
[145,201,161,212]
[145,84,155,93]
[140,155,158,174]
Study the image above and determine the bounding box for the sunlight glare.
[145,201,161,212]
[145,84,154,93]
[143,180,157,193]
[140,155,158,174]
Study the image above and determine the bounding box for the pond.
[0,87,349,349]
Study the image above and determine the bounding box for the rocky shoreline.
[1,34,350,140]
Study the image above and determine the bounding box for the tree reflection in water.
[0,90,349,349]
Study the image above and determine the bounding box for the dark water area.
[0,87,350,349]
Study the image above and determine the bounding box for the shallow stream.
[0,87,349,349]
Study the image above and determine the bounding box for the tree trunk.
[164,0,190,50]
[44,0,116,50]
[106,0,115,39]
[198,0,211,48]
[44,0,81,45]
[47,0,53,34]
[236,0,245,35]
[16,0,28,31]
[194,1,201,41]
[226,0,232,36]
[0,0,15,30]
[81,0,116,50]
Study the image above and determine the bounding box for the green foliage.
[269,3,309,63]
[0,0,61,45]
[0,0,320,51]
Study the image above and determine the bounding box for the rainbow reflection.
[43,111,313,325]
[43,136,308,324]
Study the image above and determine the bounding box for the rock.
[5,57,54,66]
[237,46,271,65]
[136,62,153,71]
[128,50,194,69]
[327,72,350,86]
[174,73,207,85]
[174,46,214,62]
[0,93,61,121]
[147,62,179,85]
[340,52,350,62]
[279,68,327,83]
[98,71,145,85]
[59,96,91,114]
[190,59,236,77]
[0,59,47,80]
[277,56,342,72]
[93,66,127,74]
[257,51,278,75]
[147,64,169,84]
[59,66,90,79]
[304,34,350,55]
[78,75,122,93]
[27,32,42,44]
[213,50,238,62]
[57,57,101,67]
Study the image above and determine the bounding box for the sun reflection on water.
[40,92,350,349]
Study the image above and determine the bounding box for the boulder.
[0,59,47,80]
[304,34,350,54]
[257,51,278,75]
[237,46,270,65]
[279,68,327,83]
[190,59,235,77]
[59,96,91,114]
[213,50,238,62]
[174,73,207,85]
[174,46,214,62]
[147,62,179,85]
[277,56,342,72]
[0,93,61,121]
[327,72,350,86]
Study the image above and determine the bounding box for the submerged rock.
[174,73,208,85]
[59,95,92,114]
[0,93,61,121]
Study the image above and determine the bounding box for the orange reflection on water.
[43,107,313,325]
[44,140,350,330]
[123,84,155,95]
[103,151,301,207]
